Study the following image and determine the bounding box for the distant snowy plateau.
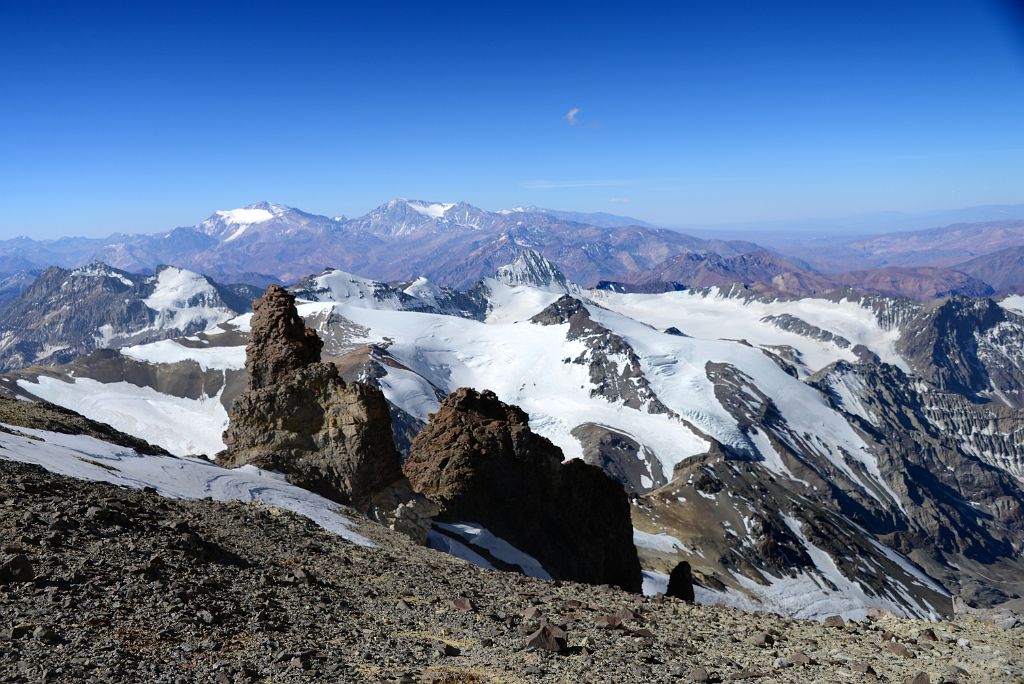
[5,251,1024,623]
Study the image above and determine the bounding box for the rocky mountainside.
[7,253,1024,623]
[0,270,41,303]
[4,450,1021,683]
[0,263,259,371]
[955,245,1024,294]
[627,257,996,301]
[767,267,995,300]
[778,219,1024,272]
[628,250,808,290]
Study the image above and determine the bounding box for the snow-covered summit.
[142,266,239,332]
[350,199,492,236]
[68,261,137,287]
[289,268,487,319]
[197,202,299,242]
[494,249,576,293]
[291,268,413,310]
[405,200,455,219]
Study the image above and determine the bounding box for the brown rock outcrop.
[244,284,322,390]
[403,387,642,592]
[220,286,402,509]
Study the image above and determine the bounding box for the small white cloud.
[564,107,581,126]
[609,197,630,204]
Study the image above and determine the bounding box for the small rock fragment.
[595,614,625,630]
[526,624,567,653]
[432,642,460,657]
[0,555,34,584]
[450,597,473,612]
[32,626,58,643]
[853,662,877,676]
[689,666,711,683]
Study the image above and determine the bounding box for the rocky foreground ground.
[0,460,1021,684]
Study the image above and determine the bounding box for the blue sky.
[1,0,1023,238]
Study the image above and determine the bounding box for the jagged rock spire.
[245,285,322,390]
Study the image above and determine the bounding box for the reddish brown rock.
[403,388,642,592]
[525,623,567,652]
[220,285,403,509]
[244,285,322,391]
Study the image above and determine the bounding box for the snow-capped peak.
[290,268,409,309]
[69,262,136,287]
[405,200,455,219]
[197,202,292,242]
[494,249,574,293]
[141,266,237,333]
[215,207,274,225]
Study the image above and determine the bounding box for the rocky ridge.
[0,263,258,371]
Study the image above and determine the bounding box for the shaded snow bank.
[0,424,373,548]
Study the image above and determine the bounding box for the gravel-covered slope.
[2,458,1022,684]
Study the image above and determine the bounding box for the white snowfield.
[120,339,245,372]
[406,200,455,219]
[429,522,552,580]
[16,376,229,457]
[589,287,908,375]
[998,294,1024,316]
[0,424,373,547]
[300,270,410,309]
[142,267,238,332]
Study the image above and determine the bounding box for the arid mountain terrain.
[5,251,1024,631]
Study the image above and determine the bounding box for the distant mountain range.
[0,200,758,288]
[2,200,1024,300]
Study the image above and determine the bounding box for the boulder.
[403,387,642,592]
[666,560,695,603]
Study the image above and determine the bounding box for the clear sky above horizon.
[1,0,1023,238]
